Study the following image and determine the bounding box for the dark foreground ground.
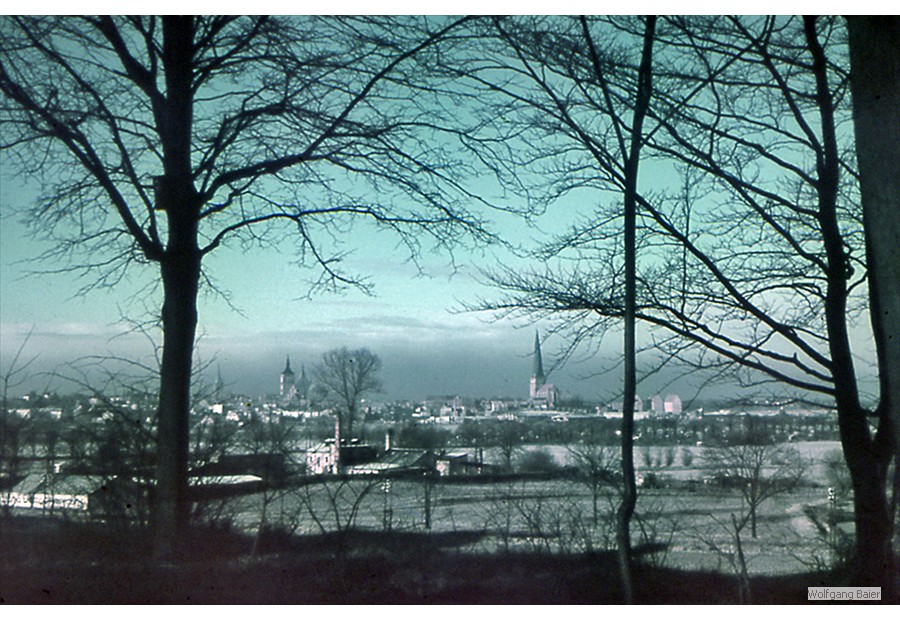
[0,515,860,604]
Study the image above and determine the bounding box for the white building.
[664,394,682,415]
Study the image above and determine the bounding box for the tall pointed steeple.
[529,331,558,408]
[214,364,225,401]
[530,331,546,401]
[280,355,295,398]
[297,364,310,400]
[532,331,545,382]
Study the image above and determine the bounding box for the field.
[0,440,862,603]
[220,441,848,577]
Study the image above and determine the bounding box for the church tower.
[530,331,545,400]
[214,364,225,402]
[280,355,295,398]
[297,364,310,401]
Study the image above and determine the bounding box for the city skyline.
[1,134,691,404]
[1,194,582,401]
[1,183,876,405]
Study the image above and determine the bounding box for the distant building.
[615,394,643,412]
[307,427,431,476]
[664,394,682,415]
[436,452,469,476]
[305,439,381,475]
[306,439,339,475]
[214,365,226,402]
[280,355,295,399]
[650,394,664,415]
[425,395,463,413]
[529,332,558,408]
[345,448,431,476]
[486,400,509,414]
[295,364,310,401]
[278,355,313,406]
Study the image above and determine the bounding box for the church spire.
[532,331,545,381]
[297,364,309,399]
[280,355,295,399]
[214,364,225,401]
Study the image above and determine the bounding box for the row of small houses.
[0,470,266,521]
[304,430,482,476]
[1,433,486,519]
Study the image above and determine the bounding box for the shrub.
[517,449,560,473]
[822,449,853,500]
[664,446,676,467]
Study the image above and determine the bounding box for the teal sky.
[1,155,627,402]
[0,149,761,405]
[0,12,877,406]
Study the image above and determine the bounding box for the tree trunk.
[617,403,637,604]
[618,138,638,599]
[153,253,201,557]
[152,16,199,558]
[616,16,657,604]
[732,514,752,604]
[424,474,432,530]
[804,16,896,592]
[844,441,892,586]
[846,16,900,597]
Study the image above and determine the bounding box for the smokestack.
[385,429,394,453]
[331,415,342,474]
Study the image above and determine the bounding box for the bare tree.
[693,513,753,604]
[237,411,301,559]
[490,419,526,472]
[465,15,894,586]
[459,15,658,601]
[567,438,620,526]
[50,351,180,529]
[0,16,491,555]
[313,347,382,439]
[846,16,900,594]
[295,475,381,558]
[636,15,892,586]
[704,432,807,539]
[0,328,38,516]
[613,17,656,603]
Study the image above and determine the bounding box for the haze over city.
[1,133,717,403]
[0,194,878,405]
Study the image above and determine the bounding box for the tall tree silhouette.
[846,15,900,593]
[464,16,894,586]
[0,16,488,556]
[458,15,658,601]
[313,347,382,439]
